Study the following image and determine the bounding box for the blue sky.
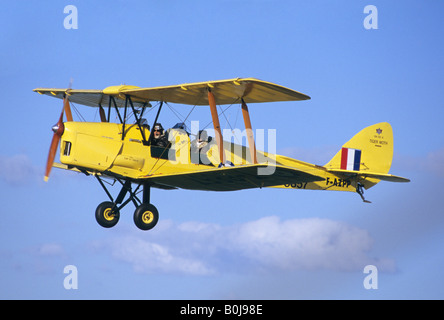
[1,0,443,299]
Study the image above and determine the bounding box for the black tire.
[133,203,159,231]
[95,201,120,228]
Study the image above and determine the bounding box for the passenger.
[151,123,169,148]
[191,130,210,152]
[191,130,212,165]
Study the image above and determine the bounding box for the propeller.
[44,93,73,182]
[44,108,64,181]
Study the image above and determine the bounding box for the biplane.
[34,78,409,230]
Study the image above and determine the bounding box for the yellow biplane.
[34,78,409,230]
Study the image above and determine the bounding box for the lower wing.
[142,164,325,191]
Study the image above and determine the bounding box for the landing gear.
[95,201,120,228]
[356,183,372,203]
[133,203,159,230]
[95,177,159,230]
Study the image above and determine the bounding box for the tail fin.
[324,122,396,190]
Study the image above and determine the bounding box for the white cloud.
[98,216,394,275]
[425,148,444,177]
[0,154,41,185]
[394,147,444,177]
[105,235,215,275]
[37,243,65,257]
[226,216,394,272]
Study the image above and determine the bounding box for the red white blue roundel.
[340,148,361,171]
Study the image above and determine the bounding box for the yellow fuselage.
[60,122,361,192]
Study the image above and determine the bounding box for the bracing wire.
[147,92,206,176]
[70,102,86,122]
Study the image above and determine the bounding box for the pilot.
[151,123,169,147]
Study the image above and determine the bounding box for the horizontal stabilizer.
[327,169,410,183]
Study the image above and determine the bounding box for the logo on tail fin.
[340,148,361,171]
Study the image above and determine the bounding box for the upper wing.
[33,85,147,108]
[123,78,310,105]
[34,78,309,107]
[141,164,324,191]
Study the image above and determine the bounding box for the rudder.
[325,122,394,177]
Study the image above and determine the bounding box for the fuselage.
[59,121,359,192]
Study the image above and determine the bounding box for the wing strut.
[63,95,73,121]
[208,88,225,166]
[241,99,258,164]
[98,103,107,122]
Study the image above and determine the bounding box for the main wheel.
[133,203,159,231]
[95,201,120,228]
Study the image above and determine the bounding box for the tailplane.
[324,122,409,201]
